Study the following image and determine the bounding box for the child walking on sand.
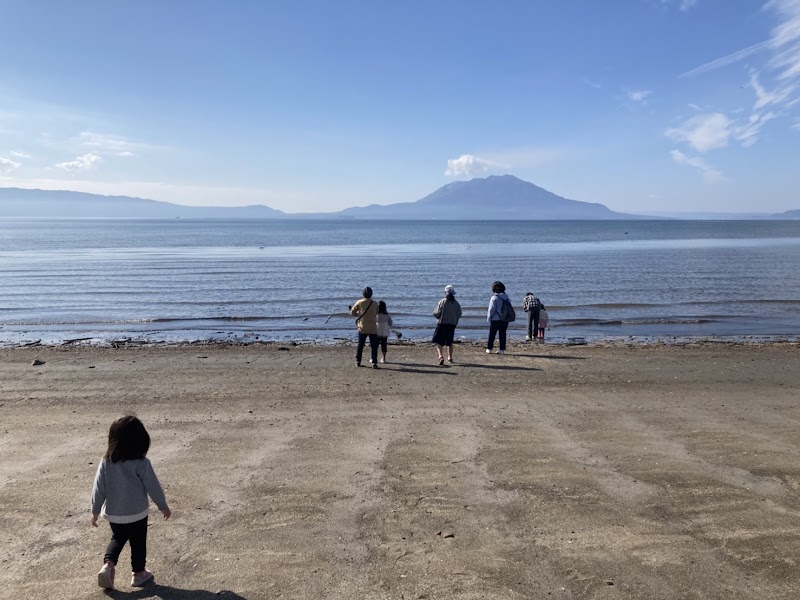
[91,415,171,589]
[376,300,394,364]
[538,305,549,341]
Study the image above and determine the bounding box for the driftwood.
[21,340,42,347]
[62,337,93,346]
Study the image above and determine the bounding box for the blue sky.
[1,0,798,213]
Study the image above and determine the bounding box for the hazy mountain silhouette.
[0,188,285,218]
[770,209,800,219]
[4,177,791,219]
[336,175,649,219]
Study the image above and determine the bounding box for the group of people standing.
[349,281,549,367]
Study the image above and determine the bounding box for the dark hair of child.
[377,300,387,314]
[104,415,151,463]
[492,281,506,294]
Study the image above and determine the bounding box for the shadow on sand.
[105,584,247,599]
[385,362,460,375]
[511,353,587,360]
[457,363,541,372]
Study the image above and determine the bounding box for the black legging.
[105,516,148,572]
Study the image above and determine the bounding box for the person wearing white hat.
[432,285,462,365]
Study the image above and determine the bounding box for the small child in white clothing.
[538,306,549,340]
[376,300,394,363]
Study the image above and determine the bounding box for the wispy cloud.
[445,154,505,178]
[666,109,780,151]
[55,153,102,171]
[626,89,653,103]
[670,149,726,183]
[0,156,21,174]
[749,71,796,110]
[10,150,31,159]
[735,110,778,146]
[679,40,771,78]
[767,0,800,80]
[665,113,732,152]
[670,3,800,156]
[582,77,603,89]
[75,131,144,156]
[658,0,700,11]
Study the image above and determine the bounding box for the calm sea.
[1,219,799,345]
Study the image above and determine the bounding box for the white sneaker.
[496,350,505,355]
[525,335,531,341]
[131,569,154,587]
[97,562,115,589]
[485,349,491,354]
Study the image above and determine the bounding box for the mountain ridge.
[338,175,644,219]
[1,176,797,219]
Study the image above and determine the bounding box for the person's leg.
[533,310,540,340]
[128,517,149,574]
[104,522,130,568]
[379,336,387,362]
[369,334,379,365]
[499,321,508,352]
[487,321,498,351]
[527,310,534,339]
[435,343,444,360]
[446,325,455,362]
[356,332,366,365]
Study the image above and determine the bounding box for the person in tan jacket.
[350,286,380,368]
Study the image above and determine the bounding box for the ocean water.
[1,218,799,345]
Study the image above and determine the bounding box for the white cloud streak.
[76,131,144,156]
[736,110,778,146]
[55,153,102,171]
[666,109,781,152]
[660,0,700,12]
[10,150,31,159]
[665,113,732,152]
[626,89,653,103]
[679,40,771,78]
[750,71,796,109]
[0,156,21,174]
[767,0,800,80]
[445,154,504,177]
[670,149,726,183]
[669,3,800,155]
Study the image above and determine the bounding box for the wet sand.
[1,341,799,599]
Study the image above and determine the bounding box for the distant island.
[0,176,797,219]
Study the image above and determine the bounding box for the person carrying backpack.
[486,280,514,354]
[523,292,543,341]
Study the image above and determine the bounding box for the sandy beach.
[1,341,799,599]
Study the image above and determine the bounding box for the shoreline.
[4,332,800,350]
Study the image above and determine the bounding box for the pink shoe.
[131,569,154,587]
[97,562,115,589]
